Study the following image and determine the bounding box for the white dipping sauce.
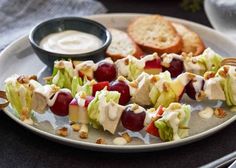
[39,30,103,54]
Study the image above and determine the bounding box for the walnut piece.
[57,127,68,137]
[96,138,106,144]
[121,133,132,143]
[79,124,88,139]
[71,123,81,132]
[214,108,227,118]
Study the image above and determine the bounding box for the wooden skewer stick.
[0,91,9,109]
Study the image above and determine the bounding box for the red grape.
[50,91,73,116]
[94,62,117,82]
[163,58,183,78]
[121,106,146,131]
[109,81,131,105]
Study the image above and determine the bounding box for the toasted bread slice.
[106,28,143,60]
[172,23,205,56]
[127,15,183,54]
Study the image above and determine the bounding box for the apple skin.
[50,91,73,116]
[69,98,77,105]
[144,58,162,75]
[92,81,110,96]
[121,106,146,131]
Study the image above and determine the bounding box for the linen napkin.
[0,0,107,50]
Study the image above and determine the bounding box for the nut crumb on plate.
[214,108,227,118]
[79,124,88,139]
[96,138,106,144]
[56,127,68,137]
[71,123,81,132]
[121,133,132,143]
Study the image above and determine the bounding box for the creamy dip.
[40,30,103,54]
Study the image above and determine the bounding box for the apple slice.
[144,58,162,75]
[69,98,89,124]
[170,80,185,101]
[69,98,80,123]
[92,81,110,96]
[145,105,164,137]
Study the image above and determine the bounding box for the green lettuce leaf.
[154,103,191,141]
[87,89,120,128]
[49,60,74,90]
[216,66,236,106]
[199,48,223,73]
[71,76,83,97]
[128,60,143,80]
[4,76,40,119]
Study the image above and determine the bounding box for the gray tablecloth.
[0,0,106,50]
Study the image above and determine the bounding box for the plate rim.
[1,13,236,152]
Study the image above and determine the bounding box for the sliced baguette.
[106,28,143,60]
[127,15,183,54]
[172,23,205,56]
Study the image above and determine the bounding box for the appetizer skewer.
[2,48,235,143]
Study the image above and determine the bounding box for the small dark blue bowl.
[29,17,111,67]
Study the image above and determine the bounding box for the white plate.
[1,13,236,152]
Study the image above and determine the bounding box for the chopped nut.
[129,81,138,88]
[79,124,88,139]
[204,71,216,80]
[219,66,229,78]
[57,127,68,137]
[218,70,227,78]
[80,132,88,139]
[71,123,81,132]
[150,76,159,84]
[163,82,170,92]
[51,85,60,92]
[121,133,132,143]
[55,60,65,69]
[196,91,206,101]
[17,75,31,84]
[96,138,106,144]
[29,75,37,81]
[187,73,196,81]
[214,108,227,118]
[124,58,129,65]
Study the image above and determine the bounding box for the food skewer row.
[45,48,222,94]
[3,60,236,142]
